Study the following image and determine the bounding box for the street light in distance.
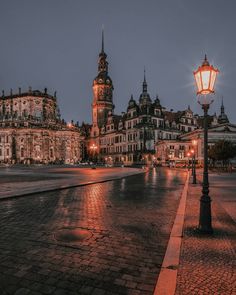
[191,139,197,184]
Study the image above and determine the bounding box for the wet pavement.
[176,171,236,295]
[0,167,145,199]
[0,167,186,295]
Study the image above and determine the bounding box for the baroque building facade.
[87,37,224,166]
[86,36,236,166]
[0,88,82,164]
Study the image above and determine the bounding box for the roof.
[0,89,56,101]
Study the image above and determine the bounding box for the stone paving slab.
[0,167,145,200]
[175,173,236,295]
[0,168,187,295]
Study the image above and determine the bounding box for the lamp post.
[90,143,97,168]
[192,140,197,184]
[187,152,191,170]
[193,55,219,233]
[190,149,194,175]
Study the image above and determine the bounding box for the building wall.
[0,89,82,165]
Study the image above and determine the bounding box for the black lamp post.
[90,143,97,169]
[191,140,197,184]
[193,55,219,234]
[187,152,191,170]
[190,149,194,175]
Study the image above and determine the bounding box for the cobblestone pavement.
[175,173,236,295]
[0,167,144,199]
[0,168,186,295]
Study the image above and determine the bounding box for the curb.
[0,170,146,202]
[153,171,190,295]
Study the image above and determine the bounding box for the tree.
[208,140,236,168]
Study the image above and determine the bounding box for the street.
[0,166,144,199]
[0,167,186,295]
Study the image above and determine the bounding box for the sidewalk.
[175,172,236,295]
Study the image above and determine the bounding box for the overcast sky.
[1,0,236,124]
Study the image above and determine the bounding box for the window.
[0,148,2,156]
[21,148,24,158]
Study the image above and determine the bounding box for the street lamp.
[190,149,194,175]
[90,144,97,168]
[193,55,219,233]
[191,140,197,184]
[187,152,191,170]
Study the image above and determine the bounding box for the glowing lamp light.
[90,144,97,151]
[192,139,197,146]
[193,55,219,96]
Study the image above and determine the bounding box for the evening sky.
[0,0,236,123]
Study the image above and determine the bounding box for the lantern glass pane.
[201,70,210,91]
[194,71,202,93]
[209,70,217,92]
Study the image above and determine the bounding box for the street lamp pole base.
[198,195,213,234]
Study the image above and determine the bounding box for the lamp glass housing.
[193,56,219,95]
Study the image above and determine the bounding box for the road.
[0,167,186,295]
[0,166,145,199]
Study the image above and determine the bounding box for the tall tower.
[92,31,114,135]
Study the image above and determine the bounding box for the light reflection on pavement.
[0,167,186,295]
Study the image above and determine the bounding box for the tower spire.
[143,67,147,93]
[98,27,108,73]
[221,96,225,114]
[101,26,104,53]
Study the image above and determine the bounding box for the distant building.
[0,88,82,164]
[156,103,236,166]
